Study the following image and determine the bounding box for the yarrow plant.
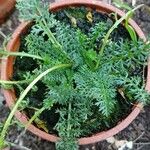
[0,0,150,149]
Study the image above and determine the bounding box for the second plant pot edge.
[0,0,16,24]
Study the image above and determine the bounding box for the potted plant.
[0,0,150,149]
[0,0,16,24]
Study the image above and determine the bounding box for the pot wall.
[1,0,150,145]
[0,0,16,24]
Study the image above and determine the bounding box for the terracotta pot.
[0,0,16,24]
[1,0,150,145]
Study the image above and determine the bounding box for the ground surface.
[0,0,150,150]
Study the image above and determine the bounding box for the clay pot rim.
[1,0,150,145]
[0,0,16,24]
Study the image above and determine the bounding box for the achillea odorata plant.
[0,0,150,149]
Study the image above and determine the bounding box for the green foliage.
[74,65,117,117]
[55,23,84,67]
[56,139,78,150]
[17,0,48,21]
[46,78,76,104]
[1,1,149,150]
[55,106,80,150]
[77,22,111,69]
[124,77,150,105]
[88,22,111,47]
[95,4,144,70]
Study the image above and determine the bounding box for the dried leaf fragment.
[34,118,49,133]
[86,11,93,23]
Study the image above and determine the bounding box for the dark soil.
[0,0,150,150]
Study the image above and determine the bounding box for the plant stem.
[25,98,54,130]
[39,20,70,60]
[42,19,62,48]
[95,4,144,70]
[67,102,72,138]
[27,106,40,111]
[36,7,62,49]
[0,63,71,148]
[36,7,70,61]
[25,107,45,130]
[0,79,32,85]
[0,50,43,60]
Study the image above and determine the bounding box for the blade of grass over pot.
[0,63,71,149]
[95,4,144,70]
[125,13,137,43]
[0,50,43,60]
[110,12,137,43]
[113,0,132,11]
[113,0,137,42]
